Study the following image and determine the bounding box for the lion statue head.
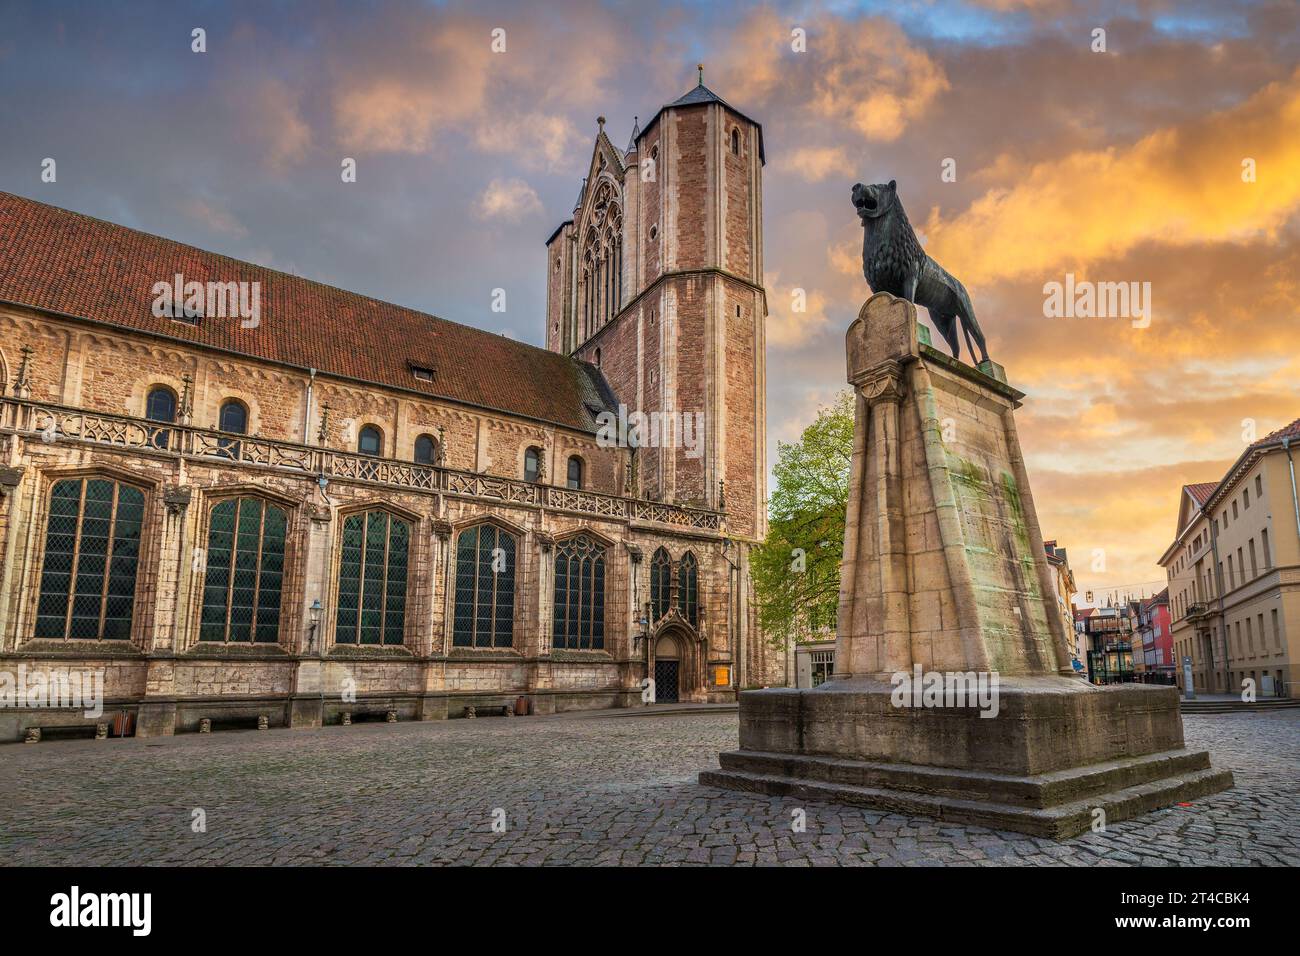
[851,180,898,222]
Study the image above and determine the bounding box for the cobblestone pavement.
[1,710,1296,865]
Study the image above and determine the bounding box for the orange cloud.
[924,69,1300,284]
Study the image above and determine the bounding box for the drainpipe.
[1204,499,1228,695]
[1284,438,1300,543]
[303,368,317,444]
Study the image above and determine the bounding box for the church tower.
[544,69,768,545]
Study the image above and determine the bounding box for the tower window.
[595,347,601,368]
[649,225,658,241]
[567,456,583,490]
[730,128,740,155]
[524,446,542,482]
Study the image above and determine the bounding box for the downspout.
[1205,498,1228,696]
[1284,438,1300,543]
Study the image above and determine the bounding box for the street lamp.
[307,598,322,654]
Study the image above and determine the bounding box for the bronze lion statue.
[852,180,989,365]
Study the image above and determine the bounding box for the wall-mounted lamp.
[307,598,322,654]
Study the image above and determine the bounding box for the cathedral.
[0,76,782,739]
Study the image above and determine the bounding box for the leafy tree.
[753,391,853,648]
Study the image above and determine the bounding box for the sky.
[1,0,1297,606]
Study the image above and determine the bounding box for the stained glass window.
[334,510,409,645]
[199,497,287,643]
[452,525,515,648]
[35,478,145,640]
[553,534,606,650]
[650,546,671,621]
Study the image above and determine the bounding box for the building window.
[335,510,409,646]
[145,386,177,449]
[199,497,287,643]
[567,456,583,490]
[524,446,542,482]
[678,551,698,626]
[35,478,145,640]
[414,434,438,466]
[730,128,740,155]
[1256,475,1263,497]
[411,366,435,383]
[650,547,671,621]
[552,534,606,650]
[811,650,834,687]
[358,425,383,457]
[217,399,248,458]
[1262,529,1271,568]
[453,525,516,648]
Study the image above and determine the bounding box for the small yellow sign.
[714,666,731,687]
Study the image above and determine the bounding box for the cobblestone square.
[0,710,1295,866]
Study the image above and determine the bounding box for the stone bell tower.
[544,68,768,544]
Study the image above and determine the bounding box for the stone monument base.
[700,678,1233,839]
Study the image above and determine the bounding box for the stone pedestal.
[701,293,1232,838]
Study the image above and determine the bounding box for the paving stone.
[0,711,1293,866]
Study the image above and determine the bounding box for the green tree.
[753,391,853,648]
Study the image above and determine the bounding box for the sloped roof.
[0,191,614,433]
[639,81,766,164]
[1185,482,1217,507]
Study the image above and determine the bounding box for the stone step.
[717,748,1212,809]
[699,763,1235,840]
[1180,699,1300,714]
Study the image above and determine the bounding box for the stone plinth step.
[700,752,1234,839]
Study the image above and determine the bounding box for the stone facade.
[1160,430,1300,698]
[0,82,784,742]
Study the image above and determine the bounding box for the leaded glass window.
[35,478,145,640]
[553,534,606,650]
[199,497,287,643]
[335,510,410,645]
[453,525,515,648]
[650,546,671,621]
[678,551,698,626]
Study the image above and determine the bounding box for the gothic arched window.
[199,497,288,643]
[453,524,516,648]
[524,446,542,482]
[650,547,671,621]
[567,455,583,490]
[335,510,410,646]
[35,477,145,640]
[678,551,699,626]
[552,534,606,650]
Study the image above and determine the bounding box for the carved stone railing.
[0,397,723,532]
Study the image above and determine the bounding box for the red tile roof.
[1185,482,1217,506]
[0,191,613,433]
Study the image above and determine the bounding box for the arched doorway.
[654,634,681,703]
